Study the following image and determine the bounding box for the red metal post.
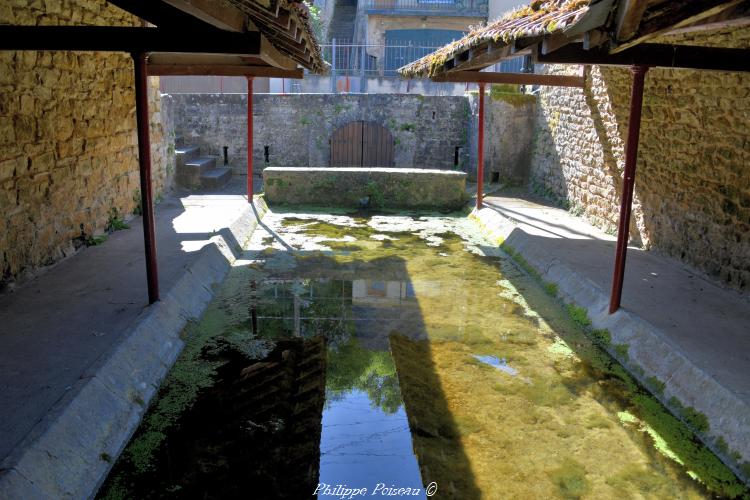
[246,76,254,201]
[476,82,486,210]
[132,52,159,304]
[609,65,649,314]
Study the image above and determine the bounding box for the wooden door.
[330,121,394,167]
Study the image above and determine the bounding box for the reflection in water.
[472,354,519,376]
[100,214,746,499]
[319,390,425,499]
[254,277,426,496]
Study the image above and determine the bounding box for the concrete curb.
[0,199,268,500]
[471,206,750,481]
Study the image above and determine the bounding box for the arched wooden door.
[330,121,394,167]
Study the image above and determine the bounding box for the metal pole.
[132,52,159,304]
[360,44,366,92]
[609,65,648,314]
[331,38,337,93]
[476,81,486,210]
[246,76,254,201]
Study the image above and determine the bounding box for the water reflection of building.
[255,278,430,347]
[118,337,328,498]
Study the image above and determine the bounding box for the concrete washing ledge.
[472,198,750,482]
[0,199,268,499]
[263,167,467,210]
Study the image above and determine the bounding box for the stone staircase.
[328,0,356,42]
[175,139,232,190]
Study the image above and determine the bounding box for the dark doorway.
[330,121,394,167]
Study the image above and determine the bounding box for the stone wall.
[0,0,170,289]
[167,93,471,171]
[468,90,536,183]
[264,167,467,209]
[529,27,750,290]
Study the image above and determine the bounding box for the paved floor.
[0,177,257,462]
[482,190,750,409]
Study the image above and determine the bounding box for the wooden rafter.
[431,71,585,87]
[148,64,303,77]
[614,0,650,43]
[0,26,261,54]
[536,43,750,72]
[611,0,747,53]
[162,0,247,32]
[446,42,516,74]
[106,0,209,29]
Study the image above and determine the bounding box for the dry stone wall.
[0,0,170,288]
[468,90,536,183]
[529,27,750,290]
[167,93,471,171]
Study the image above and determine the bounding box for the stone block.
[264,167,467,210]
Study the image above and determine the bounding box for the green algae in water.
[100,212,748,499]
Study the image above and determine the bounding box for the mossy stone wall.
[0,0,171,288]
[529,27,750,290]
[263,167,467,210]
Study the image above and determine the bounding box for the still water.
[100,213,746,499]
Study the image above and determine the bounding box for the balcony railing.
[322,41,445,77]
[362,0,487,16]
[320,42,528,77]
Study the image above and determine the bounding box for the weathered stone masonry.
[0,0,170,288]
[167,93,472,171]
[529,27,750,290]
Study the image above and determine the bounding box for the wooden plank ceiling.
[398,0,750,81]
[105,0,325,76]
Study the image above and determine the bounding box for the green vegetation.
[590,328,611,346]
[333,103,350,114]
[303,1,324,44]
[327,337,401,414]
[103,214,747,499]
[494,234,745,497]
[489,84,536,106]
[365,181,385,208]
[85,234,108,246]
[566,303,591,328]
[668,397,711,435]
[132,190,142,216]
[543,281,558,297]
[399,123,415,132]
[549,458,590,499]
[614,343,629,361]
[107,209,130,232]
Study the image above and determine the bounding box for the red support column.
[132,52,159,304]
[246,76,254,202]
[609,65,649,314]
[476,82,486,210]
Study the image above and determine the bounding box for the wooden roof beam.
[447,43,513,73]
[614,0,649,43]
[148,64,303,77]
[541,33,580,55]
[536,42,750,72]
[106,0,209,29]
[0,25,261,54]
[431,71,585,87]
[583,29,609,50]
[662,11,750,37]
[162,0,248,32]
[612,0,746,53]
[255,35,298,70]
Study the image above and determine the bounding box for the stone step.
[176,156,216,188]
[200,167,232,190]
[175,145,200,168]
